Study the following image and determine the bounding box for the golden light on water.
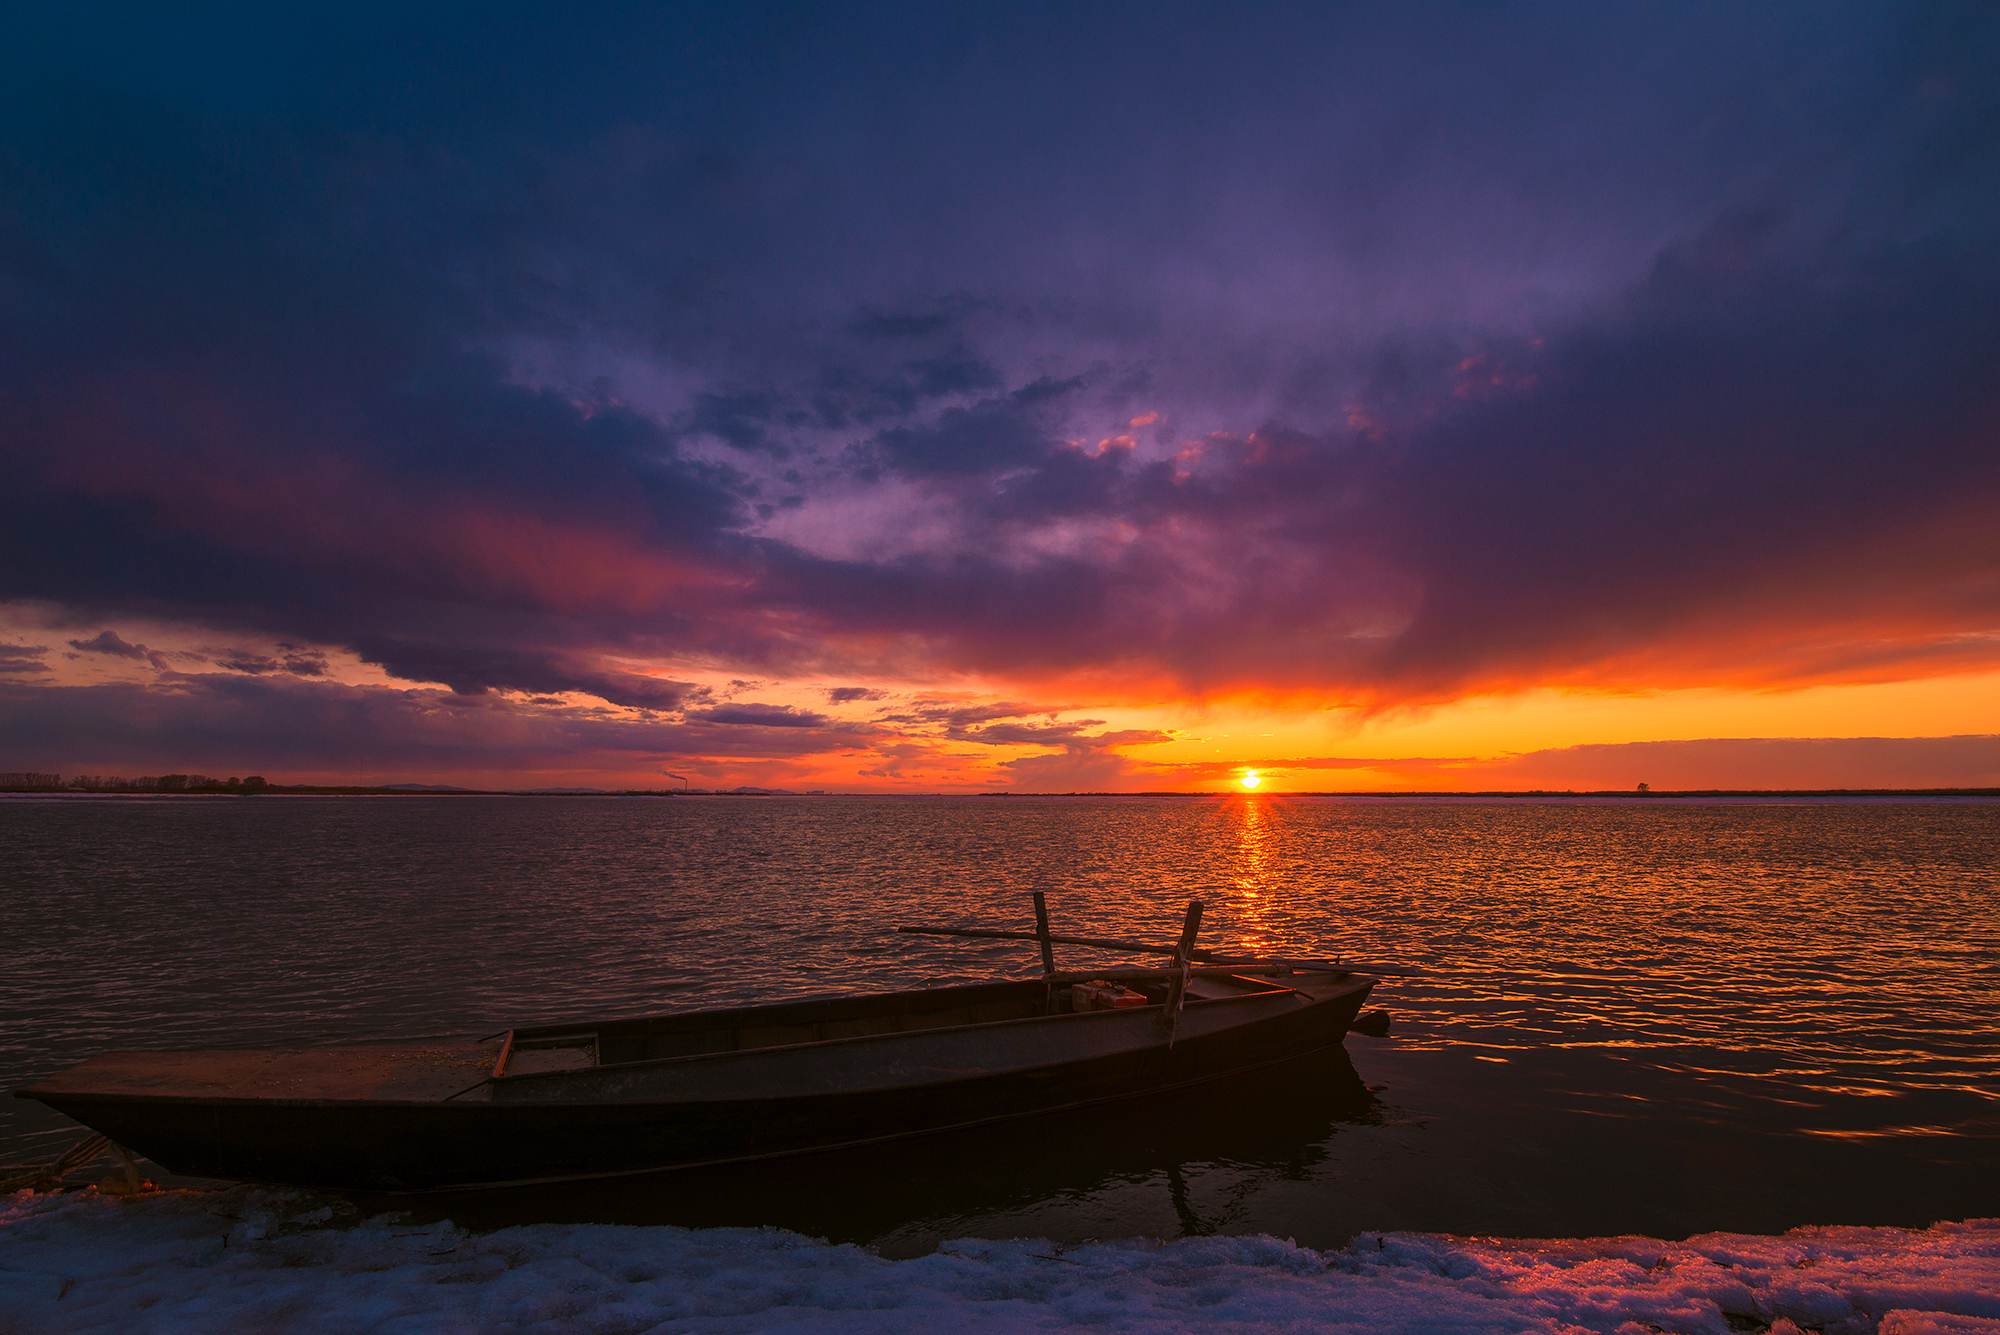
[1239,770,1262,789]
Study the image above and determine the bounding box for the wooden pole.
[1161,900,1203,1044]
[1175,901,1204,958]
[1030,892,1057,977]
[1031,891,1059,1015]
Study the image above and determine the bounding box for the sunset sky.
[4,4,1998,792]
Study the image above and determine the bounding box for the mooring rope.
[0,1132,113,1192]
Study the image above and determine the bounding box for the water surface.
[2,795,1993,1252]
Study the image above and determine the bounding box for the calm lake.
[2,795,1994,1255]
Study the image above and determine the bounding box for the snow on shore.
[2,1188,1995,1334]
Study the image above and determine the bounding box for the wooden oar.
[898,924,1184,955]
[1045,964,1359,983]
[895,924,1422,975]
[1202,956,1423,976]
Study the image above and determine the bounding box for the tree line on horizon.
[0,772,270,792]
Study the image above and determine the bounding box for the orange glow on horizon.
[18,588,2000,794]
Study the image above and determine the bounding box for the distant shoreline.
[2,785,1996,800]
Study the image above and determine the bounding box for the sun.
[1239,770,1262,789]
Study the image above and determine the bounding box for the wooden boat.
[15,900,1392,1192]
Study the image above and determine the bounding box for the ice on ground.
[3,1188,1996,1334]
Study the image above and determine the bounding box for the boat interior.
[498,972,1300,1076]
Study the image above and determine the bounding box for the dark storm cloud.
[675,347,1005,452]
[825,686,888,703]
[213,651,281,675]
[869,354,1006,418]
[1363,224,2000,697]
[353,640,703,710]
[691,703,831,728]
[682,392,789,456]
[0,49,766,704]
[0,1,1996,740]
[867,377,1082,479]
[0,674,864,775]
[875,701,1069,735]
[853,313,958,340]
[67,630,179,670]
[848,300,992,341]
[276,645,330,676]
[210,645,330,677]
[865,698,1164,751]
[68,631,152,662]
[0,644,48,674]
[0,676,604,773]
[757,182,2000,698]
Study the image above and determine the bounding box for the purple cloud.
[0,643,48,675]
[0,4,1995,779]
[68,631,150,661]
[691,703,832,729]
[67,631,171,670]
[0,675,858,777]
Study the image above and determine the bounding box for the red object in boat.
[1072,980,1148,1011]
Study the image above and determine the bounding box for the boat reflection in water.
[360,1044,1386,1253]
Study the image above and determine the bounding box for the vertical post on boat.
[1162,900,1203,1046]
[1031,892,1057,976]
[1033,891,1058,1013]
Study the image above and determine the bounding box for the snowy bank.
[2,1188,1995,1334]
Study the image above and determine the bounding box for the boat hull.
[19,973,1375,1191]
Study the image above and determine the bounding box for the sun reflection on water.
[1227,795,1279,951]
